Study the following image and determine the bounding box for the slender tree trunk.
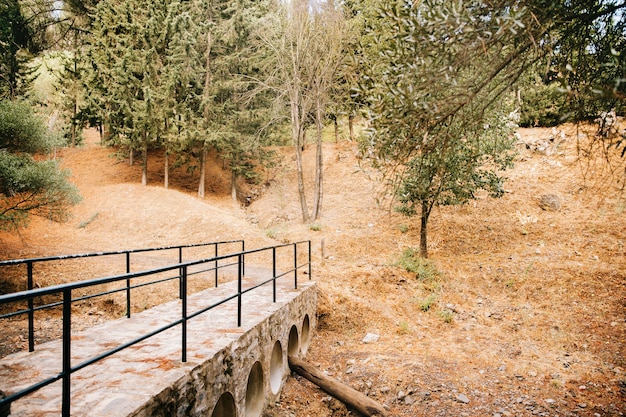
[129,148,134,166]
[231,170,238,202]
[164,151,169,189]
[291,95,309,223]
[312,100,323,220]
[71,48,78,147]
[141,142,148,186]
[198,148,206,198]
[420,201,430,258]
[348,114,355,142]
[198,29,212,199]
[334,117,339,143]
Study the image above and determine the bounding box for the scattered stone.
[528,370,538,377]
[456,393,470,404]
[362,333,380,344]
[545,398,556,405]
[380,386,390,394]
[404,396,415,405]
[578,403,587,408]
[397,391,406,400]
[539,193,561,211]
[345,367,354,374]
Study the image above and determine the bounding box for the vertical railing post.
[241,240,245,277]
[237,254,242,327]
[272,247,277,303]
[214,243,218,287]
[61,288,72,417]
[178,247,183,300]
[181,265,187,363]
[125,252,131,318]
[293,243,298,289]
[308,240,312,279]
[26,261,34,352]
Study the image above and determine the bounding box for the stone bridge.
[0,243,316,417]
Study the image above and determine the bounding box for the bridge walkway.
[0,266,315,417]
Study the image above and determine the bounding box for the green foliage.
[0,100,51,153]
[0,100,81,230]
[357,0,522,256]
[519,79,567,127]
[437,309,454,324]
[396,248,439,282]
[419,293,437,312]
[0,0,34,100]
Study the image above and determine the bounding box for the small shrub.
[398,224,409,233]
[397,321,410,334]
[266,228,278,239]
[309,223,322,231]
[420,293,437,312]
[396,248,440,282]
[438,309,454,323]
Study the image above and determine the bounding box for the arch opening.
[269,340,284,394]
[245,361,264,417]
[301,314,311,354]
[287,325,299,357]
[211,391,236,417]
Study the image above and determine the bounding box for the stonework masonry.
[0,275,317,417]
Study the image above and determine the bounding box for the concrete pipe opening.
[269,340,284,394]
[301,314,311,354]
[211,391,236,417]
[245,361,264,417]
[287,325,299,357]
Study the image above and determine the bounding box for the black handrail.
[0,240,244,352]
[0,240,311,417]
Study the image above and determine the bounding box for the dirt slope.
[1,125,625,416]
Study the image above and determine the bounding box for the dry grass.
[0,124,625,416]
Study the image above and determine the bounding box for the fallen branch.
[288,355,388,417]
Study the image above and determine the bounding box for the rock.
[456,393,470,404]
[380,386,390,394]
[539,194,561,211]
[362,333,380,344]
[404,396,415,405]
[545,398,556,405]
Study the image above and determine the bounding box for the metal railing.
[0,240,311,417]
[0,240,244,352]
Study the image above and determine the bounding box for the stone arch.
[211,391,236,417]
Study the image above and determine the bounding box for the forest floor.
[0,124,625,416]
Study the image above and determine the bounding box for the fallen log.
[288,355,388,417]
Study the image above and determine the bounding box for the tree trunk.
[141,142,148,186]
[291,97,310,223]
[420,201,429,258]
[198,148,206,198]
[164,152,169,189]
[231,170,237,202]
[334,116,339,143]
[348,114,355,142]
[312,100,323,220]
[288,355,388,417]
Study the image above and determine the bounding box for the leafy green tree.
[0,0,35,100]
[358,0,523,257]
[0,100,81,230]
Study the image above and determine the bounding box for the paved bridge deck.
[0,270,316,417]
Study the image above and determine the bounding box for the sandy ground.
[1,124,625,416]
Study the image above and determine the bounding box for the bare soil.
[1,125,625,416]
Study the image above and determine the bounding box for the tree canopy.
[0,100,81,230]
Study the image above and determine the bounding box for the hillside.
[1,126,625,416]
